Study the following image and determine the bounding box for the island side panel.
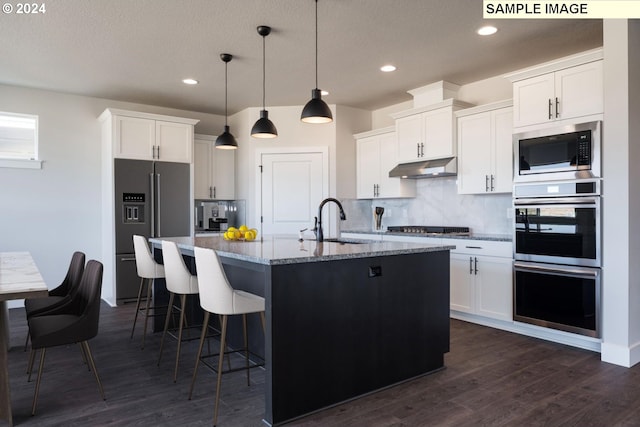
[265,250,450,425]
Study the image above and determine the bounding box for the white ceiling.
[0,0,602,115]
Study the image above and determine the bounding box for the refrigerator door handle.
[156,173,161,237]
[149,172,155,238]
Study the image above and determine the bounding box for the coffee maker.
[197,202,228,231]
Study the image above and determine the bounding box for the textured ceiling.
[0,0,602,115]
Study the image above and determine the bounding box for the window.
[0,112,41,169]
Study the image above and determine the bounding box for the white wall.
[601,20,640,367]
[0,84,224,307]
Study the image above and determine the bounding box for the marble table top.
[0,252,48,301]
[150,235,454,266]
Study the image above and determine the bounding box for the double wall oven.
[512,122,602,338]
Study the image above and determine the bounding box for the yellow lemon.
[250,228,258,235]
[223,232,230,240]
[244,230,256,241]
[233,229,241,240]
[239,225,248,232]
[227,226,237,233]
[224,231,233,240]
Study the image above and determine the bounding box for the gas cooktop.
[387,226,470,235]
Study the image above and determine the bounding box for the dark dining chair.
[23,251,86,350]
[26,259,106,416]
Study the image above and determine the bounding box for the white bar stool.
[158,240,199,382]
[189,246,265,427]
[131,235,165,349]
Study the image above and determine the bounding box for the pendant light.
[300,0,333,124]
[251,26,278,139]
[215,53,238,149]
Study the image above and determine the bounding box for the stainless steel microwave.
[513,121,601,183]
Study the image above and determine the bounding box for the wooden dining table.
[0,252,48,427]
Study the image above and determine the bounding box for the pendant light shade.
[301,0,333,124]
[251,26,278,139]
[216,53,238,149]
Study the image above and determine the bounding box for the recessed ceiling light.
[182,78,199,85]
[321,90,329,96]
[380,64,397,72]
[477,26,498,36]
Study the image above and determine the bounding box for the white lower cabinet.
[445,239,513,322]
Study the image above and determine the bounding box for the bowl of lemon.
[223,225,258,241]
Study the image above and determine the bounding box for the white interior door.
[260,151,326,235]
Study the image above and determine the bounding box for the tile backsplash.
[341,177,512,235]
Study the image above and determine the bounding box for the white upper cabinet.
[392,99,473,164]
[155,120,194,163]
[193,134,235,200]
[508,49,603,129]
[114,115,156,160]
[355,127,415,199]
[100,109,198,163]
[457,101,513,194]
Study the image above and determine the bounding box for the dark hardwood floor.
[7,303,640,426]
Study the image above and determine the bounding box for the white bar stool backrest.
[193,246,237,315]
[161,240,199,294]
[133,235,164,279]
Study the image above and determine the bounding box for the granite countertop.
[149,235,454,266]
[343,229,512,242]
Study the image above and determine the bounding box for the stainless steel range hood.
[388,157,457,179]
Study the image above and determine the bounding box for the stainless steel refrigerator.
[114,159,190,303]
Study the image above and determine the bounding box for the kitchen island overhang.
[149,235,453,426]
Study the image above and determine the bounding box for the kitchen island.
[150,235,453,426]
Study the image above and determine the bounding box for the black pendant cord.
[224,61,228,126]
[314,0,318,90]
[262,33,266,110]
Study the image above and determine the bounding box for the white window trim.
[0,158,43,169]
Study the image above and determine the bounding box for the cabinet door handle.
[376,184,379,197]
[421,143,425,157]
[490,174,495,191]
[474,257,478,275]
[417,142,421,158]
[485,175,489,192]
[548,99,553,119]
[213,186,216,199]
[149,173,155,238]
[209,186,213,199]
[555,97,560,118]
[469,257,473,275]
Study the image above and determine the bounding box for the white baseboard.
[450,311,602,353]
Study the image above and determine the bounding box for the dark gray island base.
[150,236,452,426]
